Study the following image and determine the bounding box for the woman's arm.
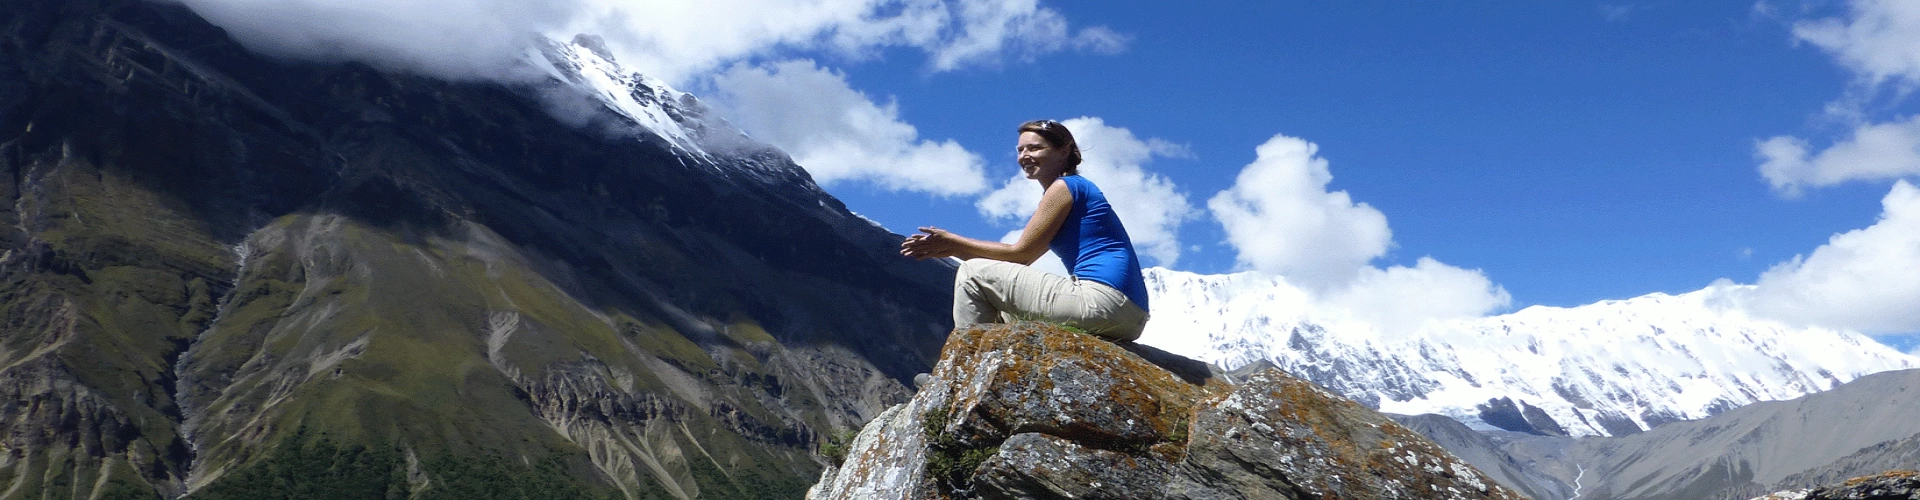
[901,181,1073,264]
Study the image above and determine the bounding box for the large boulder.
[809,322,1525,499]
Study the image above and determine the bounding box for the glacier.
[1136,267,1920,437]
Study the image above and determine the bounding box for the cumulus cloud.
[1743,1,1920,330]
[1757,115,1920,195]
[1207,134,1390,288]
[1322,258,1513,336]
[171,0,1124,85]
[1735,180,1920,333]
[709,60,987,195]
[976,117,1197,267]
[1207,133,1509,332]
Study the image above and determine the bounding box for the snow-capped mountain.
[1137,268,1920,437]
[526,36,715,155]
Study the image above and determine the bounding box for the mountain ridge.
[0,0,955,497]
[1138,267,1919,438]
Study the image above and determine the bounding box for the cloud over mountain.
[1206,134,1508,333]
[1742,0,1920,335]
[167,0,1123,194]
[709,60,987,196]
[170,0,1120,84]
[1735,180,1920,333]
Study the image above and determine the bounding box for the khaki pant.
[953,259,1150,341]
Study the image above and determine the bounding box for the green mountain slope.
[0,0,953,498]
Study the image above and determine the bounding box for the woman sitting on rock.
[900,119,1150,341]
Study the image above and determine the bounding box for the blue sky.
[819,1,1891,306]
[172,0,1920,346]
[697,0,1920,344]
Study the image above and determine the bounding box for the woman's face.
[1017,131,1069,180]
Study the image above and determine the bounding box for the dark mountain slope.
[0,0,953,498]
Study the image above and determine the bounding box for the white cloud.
[1792,0,1920,90]
[975,117,1197,267]
[1757,0,1920,193]
[1206,133,1509,333]
[922,0,1127,71]
[1735,180,1920,333]
[173,0,576,81]
[173,0,1124,85]
[709,60,986,195]
[1757,114,1920,195]
[172,0,1123,201]
[1322,258,1512,336]
[1207,134,1390,288]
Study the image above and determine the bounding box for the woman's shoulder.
[1063,175,1108,197]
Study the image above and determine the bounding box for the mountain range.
[1138,268,1919,438]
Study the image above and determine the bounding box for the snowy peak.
[1137,268,1920,437]
[521,35,831,194]
[527,35,718,157]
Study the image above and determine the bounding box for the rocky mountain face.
[1752,470,1920,500]
[809,321,1524,499]
[1140,268,1920,438]
[0,0,953,498]
[1399,368,1920,500]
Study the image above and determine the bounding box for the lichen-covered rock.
[1181,368,1507,499]
[972,432,1178,498]
[929,320,1216,453]
[809,322,1525,499]
[1751,470,1920,500]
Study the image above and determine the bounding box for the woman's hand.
[900,179,1072,264]
[901,227,964,260]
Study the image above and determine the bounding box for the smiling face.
[1017,131,1070,181]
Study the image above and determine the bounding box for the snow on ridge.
[525,38,710,158]
[1136,267,1920,437]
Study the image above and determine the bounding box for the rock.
[1751,470,1920,500]
[809,322,1526,499]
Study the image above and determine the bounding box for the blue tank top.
[1048,175,1150,313]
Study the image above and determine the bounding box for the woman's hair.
[1018,119,1083,173]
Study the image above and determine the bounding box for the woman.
[900,120,1150,341]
